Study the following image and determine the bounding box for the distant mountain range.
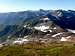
[0,9,50,25]
[0,9,75,42]
[0,9,75,29]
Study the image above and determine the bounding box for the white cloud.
[0,4,24,13]
[0,5,11,12]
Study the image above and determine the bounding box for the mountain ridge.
[0,9,75,43]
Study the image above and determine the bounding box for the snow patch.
[67,29,75,33]
[13,38,29,44]
[24,36,28,38]
[52,33,63,37]
[43,18,49,20]
[24,25,27,28]
[57,11,62,17]
[60,37,67,41]
[13,41,23,44]
[49,30,52,32]
[66,36,71,39]
[34,25,49,32]
[22,39,29,42]
[53,27,57,29]
[60,36,71,41]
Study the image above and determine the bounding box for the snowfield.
[67,29,75,33]
[34,25,49,32]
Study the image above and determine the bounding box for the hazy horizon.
[0,0,75,12]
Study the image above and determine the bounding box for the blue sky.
[0,0,75,12]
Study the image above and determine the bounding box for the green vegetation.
[0,42,75,56]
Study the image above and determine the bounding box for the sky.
[0,0,75,12]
